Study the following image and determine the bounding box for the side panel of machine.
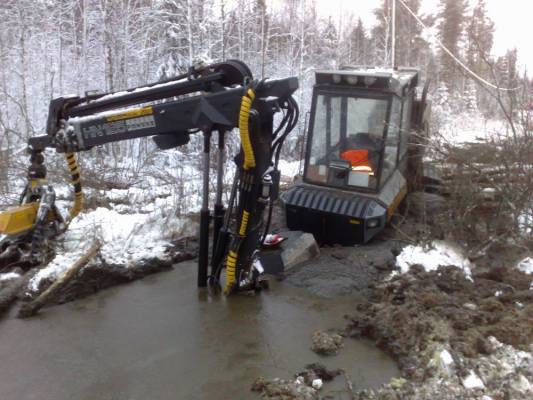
[378,170,407,220]
[0,203,38,235]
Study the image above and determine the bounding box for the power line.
[397,0,520,92]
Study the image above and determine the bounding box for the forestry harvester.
[282,67,430,245]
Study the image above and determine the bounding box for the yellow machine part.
[0,203,39,235]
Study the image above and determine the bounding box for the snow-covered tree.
[437,0,467,91]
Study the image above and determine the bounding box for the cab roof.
[314,66,419,97]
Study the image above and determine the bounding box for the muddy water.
[0,261,398,400]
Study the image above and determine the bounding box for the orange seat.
[341,149,372,172]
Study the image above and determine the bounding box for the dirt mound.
[310,330,344,355]
[347,265,532,377]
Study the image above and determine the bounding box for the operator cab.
[282,67,429,245]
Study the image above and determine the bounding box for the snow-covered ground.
[395,240,473,279]
[28,205,191,292]
[438,117,511,146]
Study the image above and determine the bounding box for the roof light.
[332,74,341,84]
[364,76,377,86]
[345,76,358,85]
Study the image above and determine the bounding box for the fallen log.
[18,241,101,318]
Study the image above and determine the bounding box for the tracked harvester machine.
[0,60,298,294]
[282,67,430,245]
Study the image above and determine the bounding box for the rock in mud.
[311,330,344,355]
[0,269,36,317]
[408,192,446,219]
[296,363,342,385]
[281,231,320,270]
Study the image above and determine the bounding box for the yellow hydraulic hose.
[224,250,238,295]
[238,210,250,236]
[223,87,258,294]
[238,88,256,170]
[65,153,83,221]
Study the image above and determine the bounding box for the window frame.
[398,90,414,163]
[303,87,393,193]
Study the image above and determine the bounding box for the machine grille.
[282,186,372,218]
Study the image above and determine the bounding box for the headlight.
[367,218,380,229]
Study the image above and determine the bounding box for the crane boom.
[1,60,299,294]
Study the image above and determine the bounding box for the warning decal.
[105,106,153,122]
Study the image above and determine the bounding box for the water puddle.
[0,261,398,399]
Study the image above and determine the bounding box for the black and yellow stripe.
[65,153,83,221]
[224,250,238,294]
[238,88,256,170]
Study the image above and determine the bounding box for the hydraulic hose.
[65,153,83,221]
[224,250,238,294]
[238,88,256,170]
[224,88,257,294]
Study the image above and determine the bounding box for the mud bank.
[347,265,533,399]
[0,238,196,318]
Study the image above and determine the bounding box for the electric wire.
[397,0,521,92]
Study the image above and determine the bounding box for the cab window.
[306,93,389,190]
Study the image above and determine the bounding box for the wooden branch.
[18,241,101,318]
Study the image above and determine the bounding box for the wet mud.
[284,240,400,299]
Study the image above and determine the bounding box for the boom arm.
[20,60,298,294]
[30,61,297,153]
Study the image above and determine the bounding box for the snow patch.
[516,257,533,275]
[29,251,86,291]
[462,370,485,389]
[311,379,323,390]
[0,272,21,281]
[440,349,454,366]
[277,160,300,179]
[396,240,473,279]
[28,206,188,292]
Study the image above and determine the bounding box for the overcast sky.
[313,0,532,72]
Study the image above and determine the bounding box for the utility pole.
[391,0,396,69]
